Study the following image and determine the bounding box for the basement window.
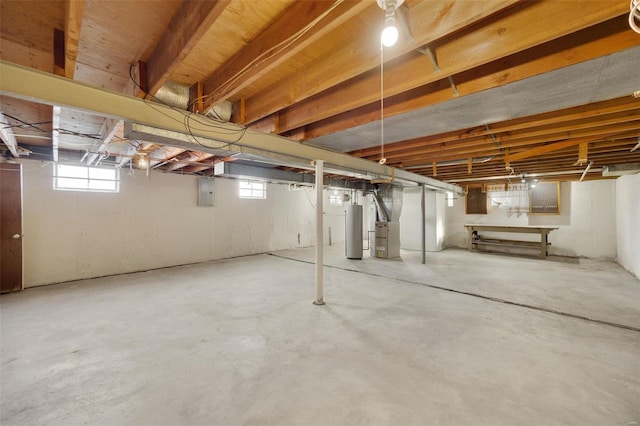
[238,179,266,199]
[329,192,343,206]
[54,163,120,193]
[446,192,454,207]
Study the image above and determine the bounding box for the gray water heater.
[345,204,363,259]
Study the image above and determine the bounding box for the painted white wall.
[426,190,446,252]
[21,160,347,287]
[615,173,640,278]
[445,180,617,259]
[399,188,420,250]
[400,188,446,251]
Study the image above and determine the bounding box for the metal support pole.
[314,160,325,306]
[421,184,426,264]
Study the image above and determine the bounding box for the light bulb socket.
[385,5,396,17]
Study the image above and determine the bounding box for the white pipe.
[446,168,603,183]
[421,184,426,265]
[314,160,325,306]
[579,161,594,182]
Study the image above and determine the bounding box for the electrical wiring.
[127,64,247,153]
[300,187,348,216]
[126,63,235,135]
[210,0,345,100]
[302,187,317,209]
[58,129,102,140]
[177,0,345,110]
[3,120,52,130]
[183,111,247,152]
[2,113,49,133]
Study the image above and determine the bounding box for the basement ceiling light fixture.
[519,174,539,188]
[377,0,404,47]
[138,153,148,169]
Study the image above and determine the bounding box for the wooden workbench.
[464,224,559,258]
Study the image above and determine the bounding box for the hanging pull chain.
[379,42,387,165]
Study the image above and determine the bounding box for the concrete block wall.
[615,173,640,278]
[400,188,446,252]
[444,180,618,260]
[20,160,348,287]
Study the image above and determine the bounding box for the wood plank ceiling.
[1,0,639,186]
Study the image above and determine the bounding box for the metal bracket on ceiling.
[447,77,459,97]
[416,46,458,96]
[485,124,500,148]
[395,5,414,46]
[416,45,440,73]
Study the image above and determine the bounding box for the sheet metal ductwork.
[373,184,403,222]
[154,81,232,122]
[154,81,190,110]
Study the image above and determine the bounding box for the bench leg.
[541,232,548,258]
[468,228,474,251]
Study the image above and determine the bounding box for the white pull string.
[379,41,386,164]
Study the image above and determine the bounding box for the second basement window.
[54,163,119,193]
[329,193,343,206]
[238,179,266,199]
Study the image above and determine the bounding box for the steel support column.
[313,160,325,306]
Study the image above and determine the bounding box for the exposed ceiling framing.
[1,0,638,188]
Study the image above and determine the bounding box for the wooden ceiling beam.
[394,150,504,168]
[386,133,640,168]
[53,29,66,77]
[163,151,215,172]
[145,0,230,96]
[202,0,371,113]
[468,95,640,139]
[356,118,639,163]
[64,0,84,79]
[242,0,520,125]
[86,118,123,165]
[349,94,640,158]
[180,163,217,174]
[352,111,640,161]
[578,143,589,164]
[465,116,640,151]
[591,138,640,150]
[148,146,187,168]
[507,130,640,162]
[264,1,628,133]
[491,109,640,144]
[299,17,639,141]
[359,123,640,164]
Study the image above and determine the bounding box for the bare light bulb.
[381,24,398,47]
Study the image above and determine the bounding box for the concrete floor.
[1,247,639,425]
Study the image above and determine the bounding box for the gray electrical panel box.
[197,178,215,207]
[372,221,400,259]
